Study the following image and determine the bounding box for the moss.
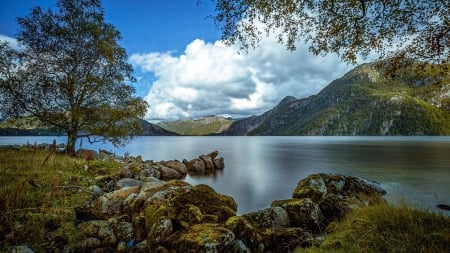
[172,184,237,223]
[165,223,235,252]
[144,204,169,231]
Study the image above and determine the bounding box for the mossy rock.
[144,205,169,232]
[225,216,262,251]
[292,174,327,202]
[241,206,289,230]
[176,204,204,228]
[164,223,236,253]
[283,198,324,232]
[172,184,237,223]
[270,227,318,252]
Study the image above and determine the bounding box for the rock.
[131,178,165,211]
[79,220,114,239]
[92,186,139,219]
[147,218,173,246]
[163,224,236,253]
[225,216,262,251]
[207,150,219,160]
[172,184,237,223]
[156,164,185,180]
[199,155,215,171]
[115,178,141,190]
[89,185,105,197]
[10,246,35,253]
[272,198,324,232]
[116,241,127,253]
[110,221,134,242]
[242,206,289,230]
[271,228,318,251]
[213,157,225,170]
[185,158,206,174]
[288,173,386,227]
[176,204,204,227]
[292,174,327,202]
[436,204,450,211]
[63,237,101,253]
[163,160,188,174]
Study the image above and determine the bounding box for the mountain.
[138,119,178,136]
[224,63,450,135]
[157,116,234,135]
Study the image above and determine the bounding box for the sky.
[0,0,355,122]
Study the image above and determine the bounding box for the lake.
[1,136,449,215]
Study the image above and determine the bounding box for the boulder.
[92,186,139,219]
[147,218,173,246]
[163,224,236,253]
[273,198,323,232]
[213,157,225,170]
[289,173,386,226]
[242,206,289,230]
[225,216,262,251]
[172,184,237,223]
[185,158,206,174]
[163,160,188,174]
[79,220,114,239]
[115,178,141,190]
[156,165,185,180]
[199,155,215,171]
[207,150,219,160]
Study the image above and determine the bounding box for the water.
[1,136,449,215]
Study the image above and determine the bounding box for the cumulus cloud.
[0,34,20,49]
[130,36,354,121]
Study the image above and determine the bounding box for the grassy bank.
[0,147,120,252]
[1,147,449,252]
[296,201,450,253]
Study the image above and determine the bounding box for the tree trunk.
[66,131,77,155]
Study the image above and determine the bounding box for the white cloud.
[130,36,354,121]
[0,34,20,49]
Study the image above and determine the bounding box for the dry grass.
[0,147,120,252]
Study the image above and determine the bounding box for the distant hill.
[157,116,234,136]
[138,119,178,136]
[224,63,450,135]
[0,118,177,136]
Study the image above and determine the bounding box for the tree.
[209,0,449,67]
[0,0,148,153]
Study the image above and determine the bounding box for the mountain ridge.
[224,63,450,136]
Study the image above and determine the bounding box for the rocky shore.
[11,150,387,253]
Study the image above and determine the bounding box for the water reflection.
[1,136,449,215]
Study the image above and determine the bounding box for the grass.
[0,146,120,252]
[296,201,450,253]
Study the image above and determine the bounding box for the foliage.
[0,0,148,153]
[209,0,449,68]
[0,147,120,252]
[295,202,450,253]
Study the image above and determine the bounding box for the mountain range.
[2,62,449,136]
[223,63,450,135]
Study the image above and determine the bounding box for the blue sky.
[0,0,354,121]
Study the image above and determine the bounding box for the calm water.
[1,136,449,215]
